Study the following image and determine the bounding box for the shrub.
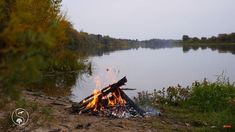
[187,80,235,112]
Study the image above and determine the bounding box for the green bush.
[187,81,235,112]
[134,86,191,107]
[134,77,235,131]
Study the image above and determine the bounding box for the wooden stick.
[77,85,111,105]
[71,77,127,113]
[121,88,136,91]
[119,88,145,117]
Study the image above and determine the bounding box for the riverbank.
[181,42,235,46]
[0,91,204,132]
[180,42,235,54]
[1,86,233,131]
[134,77,235,131]
[0,90,191,131]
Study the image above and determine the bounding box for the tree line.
[0,0,186,104]
[0,0,90,104]
[182,33,235,43]
[66,30,140,56]
[182,33,235,54]
[0,0,142,104]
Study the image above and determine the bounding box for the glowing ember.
[85,88,126,112]
[85,73,126,112]
[72,77,146,118]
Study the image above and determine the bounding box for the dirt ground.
[0,91,193,132]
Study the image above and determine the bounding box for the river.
[70,47,235,102]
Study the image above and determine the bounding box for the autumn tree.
[0,0,85,104]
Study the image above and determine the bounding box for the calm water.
[70,47,235,102]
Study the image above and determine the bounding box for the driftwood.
[71,76,145,117]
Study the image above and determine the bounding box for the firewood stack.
[71,77,145,118]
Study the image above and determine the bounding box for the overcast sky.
[62,0,235,40]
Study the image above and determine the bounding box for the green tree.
[182,35,190,42]
[217,34,228,42]
[201,37,207,42]
[0,0,84,104]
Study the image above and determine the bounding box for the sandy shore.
[0,90,192,132]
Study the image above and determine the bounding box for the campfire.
[71,77,145,118]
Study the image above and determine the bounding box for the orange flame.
[86,89,101,111]
[85,88,126,112]
[107,89,126,107]
[85,72,126,112]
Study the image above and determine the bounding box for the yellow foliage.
[0,0,79,100]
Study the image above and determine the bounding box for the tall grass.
[187,80,235,112]
[134,76,235,130]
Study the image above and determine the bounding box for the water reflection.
[183,45,235,54]
[30,72,79,97]
[71,47,235,102]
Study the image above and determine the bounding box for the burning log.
[119,88,145,116]
[84,77,127,102]
[71,77,127,113]
[71,76,145,117]
[121,88,136,91]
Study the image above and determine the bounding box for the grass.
[16,99,39,112]
[186,81,235,112]
[134,76,235,131]
[41,107,54,122]
[41,107,52,116]
[15,99,55,125]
